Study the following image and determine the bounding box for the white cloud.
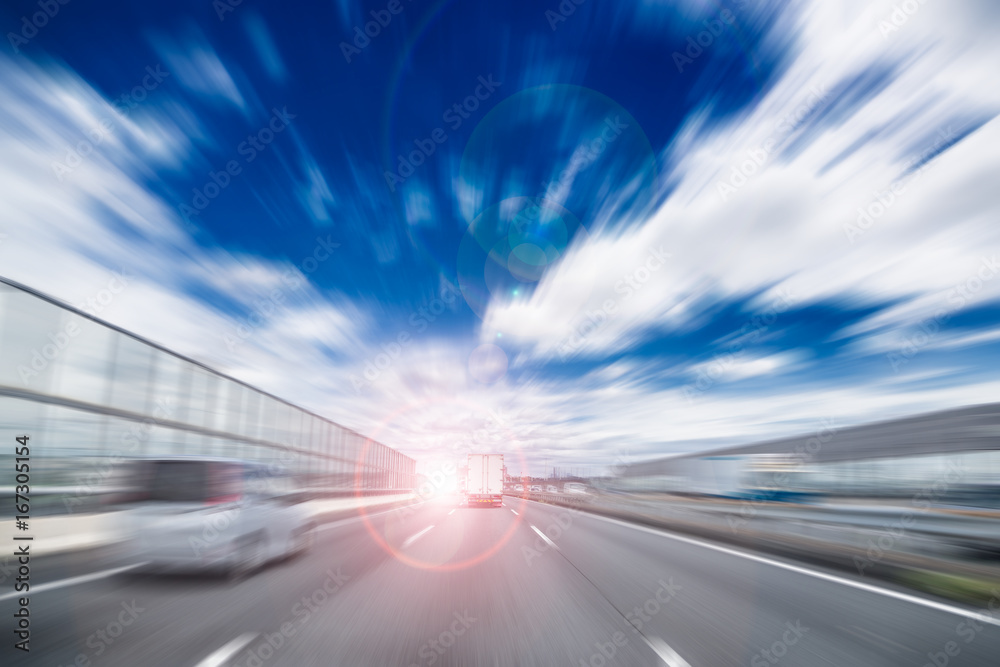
[4,0,1000,475]
[687,350,806,382]
[244,12,288,83]
[482,0,1000,365]
[150,27,248,114]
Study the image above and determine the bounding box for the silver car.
[121,457,315,577]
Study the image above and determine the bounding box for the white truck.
[466,454,504,507]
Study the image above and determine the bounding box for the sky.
[1,0,999,476]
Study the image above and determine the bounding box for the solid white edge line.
[641,635,692,667]
[402,525,435,548]
[0,562,147,602]
[521,498,1000,628]
[194,632,259,667]
[530,525,558,550]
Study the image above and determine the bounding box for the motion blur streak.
[2,0,1000,665]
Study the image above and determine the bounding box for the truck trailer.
[466,453,504,507]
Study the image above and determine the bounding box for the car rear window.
[132,461,242,502]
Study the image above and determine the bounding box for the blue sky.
[2,0,999,475]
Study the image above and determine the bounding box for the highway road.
[7,496,1000,666]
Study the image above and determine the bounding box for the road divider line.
[539,501,1000,628]
[194,632,259,667]
[642,635,692,667]
[530,525,558,550]
[510,509,518,516]
[403,525,435,548]
[448,509,455,515]
[0,562,146,602]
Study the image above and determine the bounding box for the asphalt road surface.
[6,496,1000,666]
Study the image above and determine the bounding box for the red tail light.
[205,493,240,506]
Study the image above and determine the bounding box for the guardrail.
[0,486,414,516]
[0,491,419,562]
